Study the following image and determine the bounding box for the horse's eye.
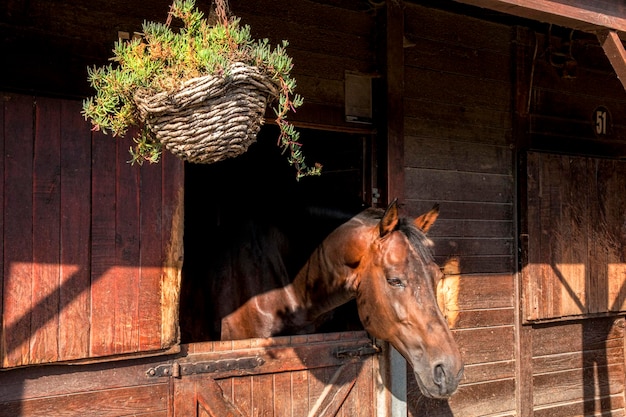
[386,277,405,288]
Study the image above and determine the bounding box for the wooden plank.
[232,375,253,416]
[114,138,141,353]
[2,94,34,367]
[0,384,169,417]
[452,308,515,329]
[160,151,184,349]
[173,375,197,417]
[308,367,327,416]
[533,364,625,407]
[534,394,625,417]
[138,146,163,351]
[532,87,626,132]
[454,326,515,365]
[252,374,274,416]
[403,30,511,82]
[405,137,512,173]
[30,96,61,364]
[533,346,625,374]
[405,168,513,204]
[291,370,310,417]
[532,317,624,357]
[405,115,511,147]
[0,95,4,366]
[461,360,516,385]
[273,372,293,417]
[439,274,514,311]
[59,99,92,361]
[0,358,169,403]
[404,66,511,112]
[90,129,118,357]
[235,0,373,38]
[406,200,513,222]
[385,0,404,205]
[432,237,513,257]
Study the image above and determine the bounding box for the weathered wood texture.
[515,20,626,417]
[523,152,626,322]
[0,332,378,417]
[180,332,378,417]
[0,0,377,134]
[530,317,625,416]
[0,93,184,368]
[402,3,514,276]
[526,29,626,156]
[402,4,516,416]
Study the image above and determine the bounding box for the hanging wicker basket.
[134,62,279,164]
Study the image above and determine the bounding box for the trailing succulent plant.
[82,0,320,179]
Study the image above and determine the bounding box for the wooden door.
[168,332,380,417]
[0,93,184,367]
[0,331,380,416]
[522,151,626,322]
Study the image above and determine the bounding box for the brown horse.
[213,199,463,398]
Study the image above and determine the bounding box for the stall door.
[168,332,380,417]
[0,93,184,368]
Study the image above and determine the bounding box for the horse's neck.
[290,223,364,322]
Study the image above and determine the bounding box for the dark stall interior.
[180,125,372,342]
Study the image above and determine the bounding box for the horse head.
[351,200,464,398]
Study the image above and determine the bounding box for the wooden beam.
[454,0,626,35]
[386,0,405,206]
[597,30,626,91]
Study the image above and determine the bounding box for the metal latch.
[147,356,265,378]
[334,344,381,359]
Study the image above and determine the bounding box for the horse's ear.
[414,203,439,233]
[379,199,399,237]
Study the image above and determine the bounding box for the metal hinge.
[146,356,265,378]
[334,343,381,359]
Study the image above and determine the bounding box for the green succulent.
[82,0,320,178]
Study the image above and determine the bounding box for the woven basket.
[134,62,279,164]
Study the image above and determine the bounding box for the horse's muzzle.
[413,358,464,399]
[431,361,464,398]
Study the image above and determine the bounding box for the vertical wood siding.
[524,153,626,322]
[0,94,183,368]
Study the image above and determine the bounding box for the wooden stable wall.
[0,93,184,368]
[400,2,626,416]
[401,4,516,416]
[5,0,626,416]
[0,0,378,133]
[524,153,626,321]
[516,23,626,417]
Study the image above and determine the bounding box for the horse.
[200,199,463,399]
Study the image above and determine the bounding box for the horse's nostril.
[433,363,446,386]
